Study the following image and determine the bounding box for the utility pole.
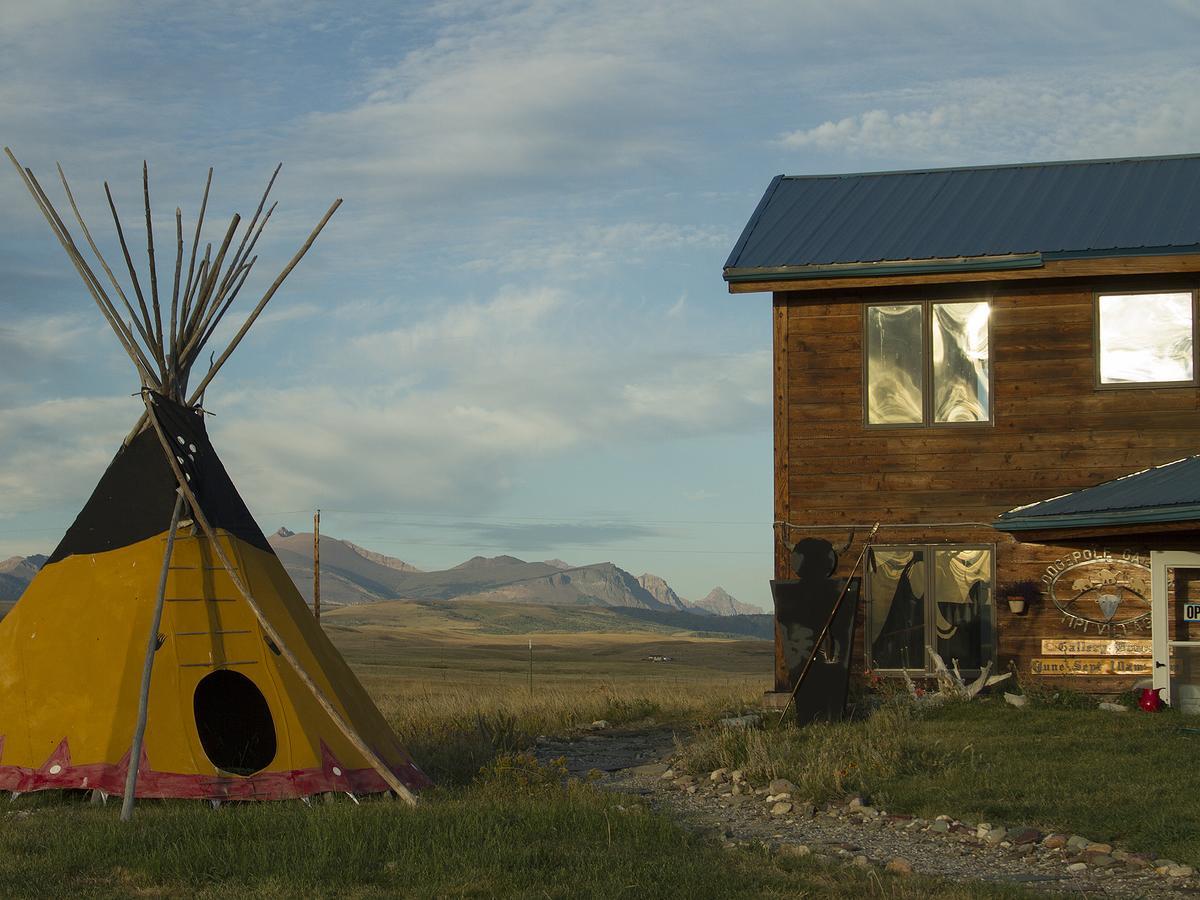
[313,508,321,623]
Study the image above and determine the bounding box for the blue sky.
[2,1,1199,610]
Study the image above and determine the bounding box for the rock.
[853,855,870,868]
[1124,854,1153,869]
[1081,851,1116,868]
[856,805,879,818]
[1168,865,1196,878]
[1006,827,1042,846]
[709,768,729,783]
[779,843,811,858]
[730,769,745,783]
[1004,692,1028,707]
[975,823,992,838]
[848,796,865,809]
[793,800,815,818]
[716,784,733,796]
[686,786,697,795]
[1066,835,1091,851]
[589,720,610,729]
[674,775,696,787]
[660,768,676,780]
[1097,702,1127,712]
[1041,833,1069,850]
[771,802,793,816]
[1085,842,1113,854]
[934,814,953,822]
[1067,862,1088,873]
[730,783,742,796]
[719,714,761,729]
[629,763,669,777]
[984,828,1006,845]
[929,820,950,833]
[769,779,798,796]
[885,857,913,875]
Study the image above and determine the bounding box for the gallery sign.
[1040,639,1151,656]
[1030,657,1169,676]
[1041,549,1151,635]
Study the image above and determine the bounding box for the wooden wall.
[773,274,1200,694]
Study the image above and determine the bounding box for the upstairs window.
[865,300,991,425]
[1097,291,1196,386]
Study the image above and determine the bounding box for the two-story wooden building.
[725,155,1200,702]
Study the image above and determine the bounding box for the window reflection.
[1098,293,1194,384]
[866,305,923,424]
[933,548,993,670]
[868,549,925,669]
[933,302,990,422]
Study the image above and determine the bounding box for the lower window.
[867,545,995,673]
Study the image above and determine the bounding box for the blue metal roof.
[725,154,1200,282]
[995,456,1200,532]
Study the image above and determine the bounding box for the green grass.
[678,696,1200,865]
[0,763,1037,899]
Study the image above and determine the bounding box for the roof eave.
[994,504,1200,533]
[724,253,1043,285]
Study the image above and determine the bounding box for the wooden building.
[724,155,1200,700]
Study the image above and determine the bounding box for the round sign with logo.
[1042,550,1151,634]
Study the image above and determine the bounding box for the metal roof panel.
[726,154,1200,277]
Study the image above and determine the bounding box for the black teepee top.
[47,396,269,564]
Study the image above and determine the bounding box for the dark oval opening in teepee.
[193,669,277,776]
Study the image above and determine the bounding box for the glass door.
[1151,552,1200,713]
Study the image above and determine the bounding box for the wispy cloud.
[778,65,1200,165]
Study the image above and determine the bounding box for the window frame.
[866,542,997,676]
[862,298,995,429]
[1092,288,1200,390]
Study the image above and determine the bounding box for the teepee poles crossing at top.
[3,148,339,408]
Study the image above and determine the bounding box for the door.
[1151,551,1200,712]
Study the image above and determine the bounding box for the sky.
[2,0,1200,611]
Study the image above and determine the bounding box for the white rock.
[1004,692,1028,707]
[1097,702,1127,713]
[771,802,793,816]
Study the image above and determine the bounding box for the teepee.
[1,149,430,813]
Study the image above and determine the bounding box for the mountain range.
[0,531,764,621]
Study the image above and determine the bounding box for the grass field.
[0,616,1037,898]
[680,694,1200,866]
[0,605,1191,895]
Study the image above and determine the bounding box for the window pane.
[1098,293,1194,384]
[866,305,923,424]
[933,548,993,671]
[932,302,989,422]
[868,548,925,669]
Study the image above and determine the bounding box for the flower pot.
[1006,597,1027,615]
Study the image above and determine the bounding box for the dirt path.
[536,724,1198,898]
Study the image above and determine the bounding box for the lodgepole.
[121,490,185,821]
[313,509,321,622]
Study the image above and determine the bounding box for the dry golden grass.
[324,617,771,782]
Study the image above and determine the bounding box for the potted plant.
[999,579,1041,615]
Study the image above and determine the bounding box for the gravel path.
[536,723,1200,898]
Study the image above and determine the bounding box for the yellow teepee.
[2,150,429,807]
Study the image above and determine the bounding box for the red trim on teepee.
[0,737,431,800]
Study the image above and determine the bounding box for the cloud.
[778,65,1200,165]
[452,521,661,552]
[200,286,770,515]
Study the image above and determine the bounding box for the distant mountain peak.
[453,555,528,569]
[275,526,295,538]
[636,573,689,612]
[342,541,422,573]
[694,586,763,616]
[543,559,573,570]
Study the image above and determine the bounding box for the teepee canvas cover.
[1,150,430,803]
